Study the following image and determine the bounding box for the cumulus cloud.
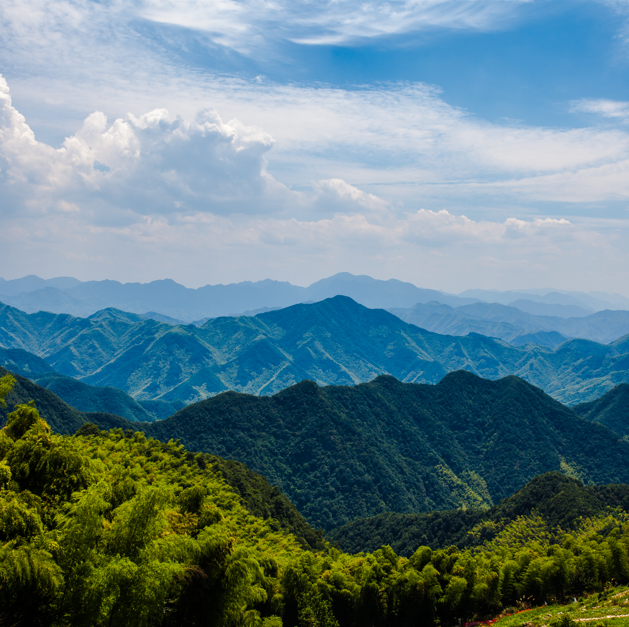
[1,72,629,294]
[0,75,294,217]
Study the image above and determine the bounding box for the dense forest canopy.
[143,371,629,530]
[4,373,629,626]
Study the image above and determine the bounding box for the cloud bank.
[1,74,626,293]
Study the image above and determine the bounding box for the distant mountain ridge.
[390,301,629,345]
[2,273,628,325]
[0,273,479,321]
[2,296,629,405]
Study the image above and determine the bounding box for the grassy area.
[494,587,629,627]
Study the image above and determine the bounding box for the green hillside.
[328,472,629,555]
[6,377,629,627]
[0,346,57,378]
[0,369,321,549]
[32,374,158,422]
[2,297,629,405]
[139,371,629,531]
[573,383,629,438]
[0,367,86,434]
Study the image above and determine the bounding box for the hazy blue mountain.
[0,275,81,296]
[0,273,478,321]
[586,290,629,309]
[389,301,569,346]
[456,301,571,329]
[573,383,629,438]
[2,296,629,405]
[0,346,180,421]
[142,371,629,530]
[0,286,99,317]
[63,277,304,321]
[0,347,57,378]
[392,301,629,345]
[458,288,609,311]
[301,273,477,308]
[507,299,592,318]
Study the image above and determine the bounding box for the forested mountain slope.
[328,472,629,555]
[2,297,629,404]
[140,371,629,531]
[573,383,629,438]
[7,388,629,627]
[0,368,321,549]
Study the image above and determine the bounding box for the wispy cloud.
[571,98,629,121]
[139,0,532,51]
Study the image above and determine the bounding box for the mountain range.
[2,296,629,405]
[5,363,629,533]
[0,347,182,422]
[0,273,479,321]
[390,301,629,346]
[139,371,629,530]
[2,273,629,322]
[3,274,629,353]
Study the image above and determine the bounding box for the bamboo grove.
[2,373,629,627]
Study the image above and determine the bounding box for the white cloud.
[571,98,629,121]
[312,178,391,213]
[139,0,532,51]
[0,75,294,217]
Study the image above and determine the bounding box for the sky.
[1,0,629,293]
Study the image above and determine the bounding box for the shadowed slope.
[143,371,629,530]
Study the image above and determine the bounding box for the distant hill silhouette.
[390,301,629,345]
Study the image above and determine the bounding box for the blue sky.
[1,0,629,292]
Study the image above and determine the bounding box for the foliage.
[328,472,629,556]
[5,401,629,626]
[573,383,629,438]
[0,370,323,548]
[144,372,629,530]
